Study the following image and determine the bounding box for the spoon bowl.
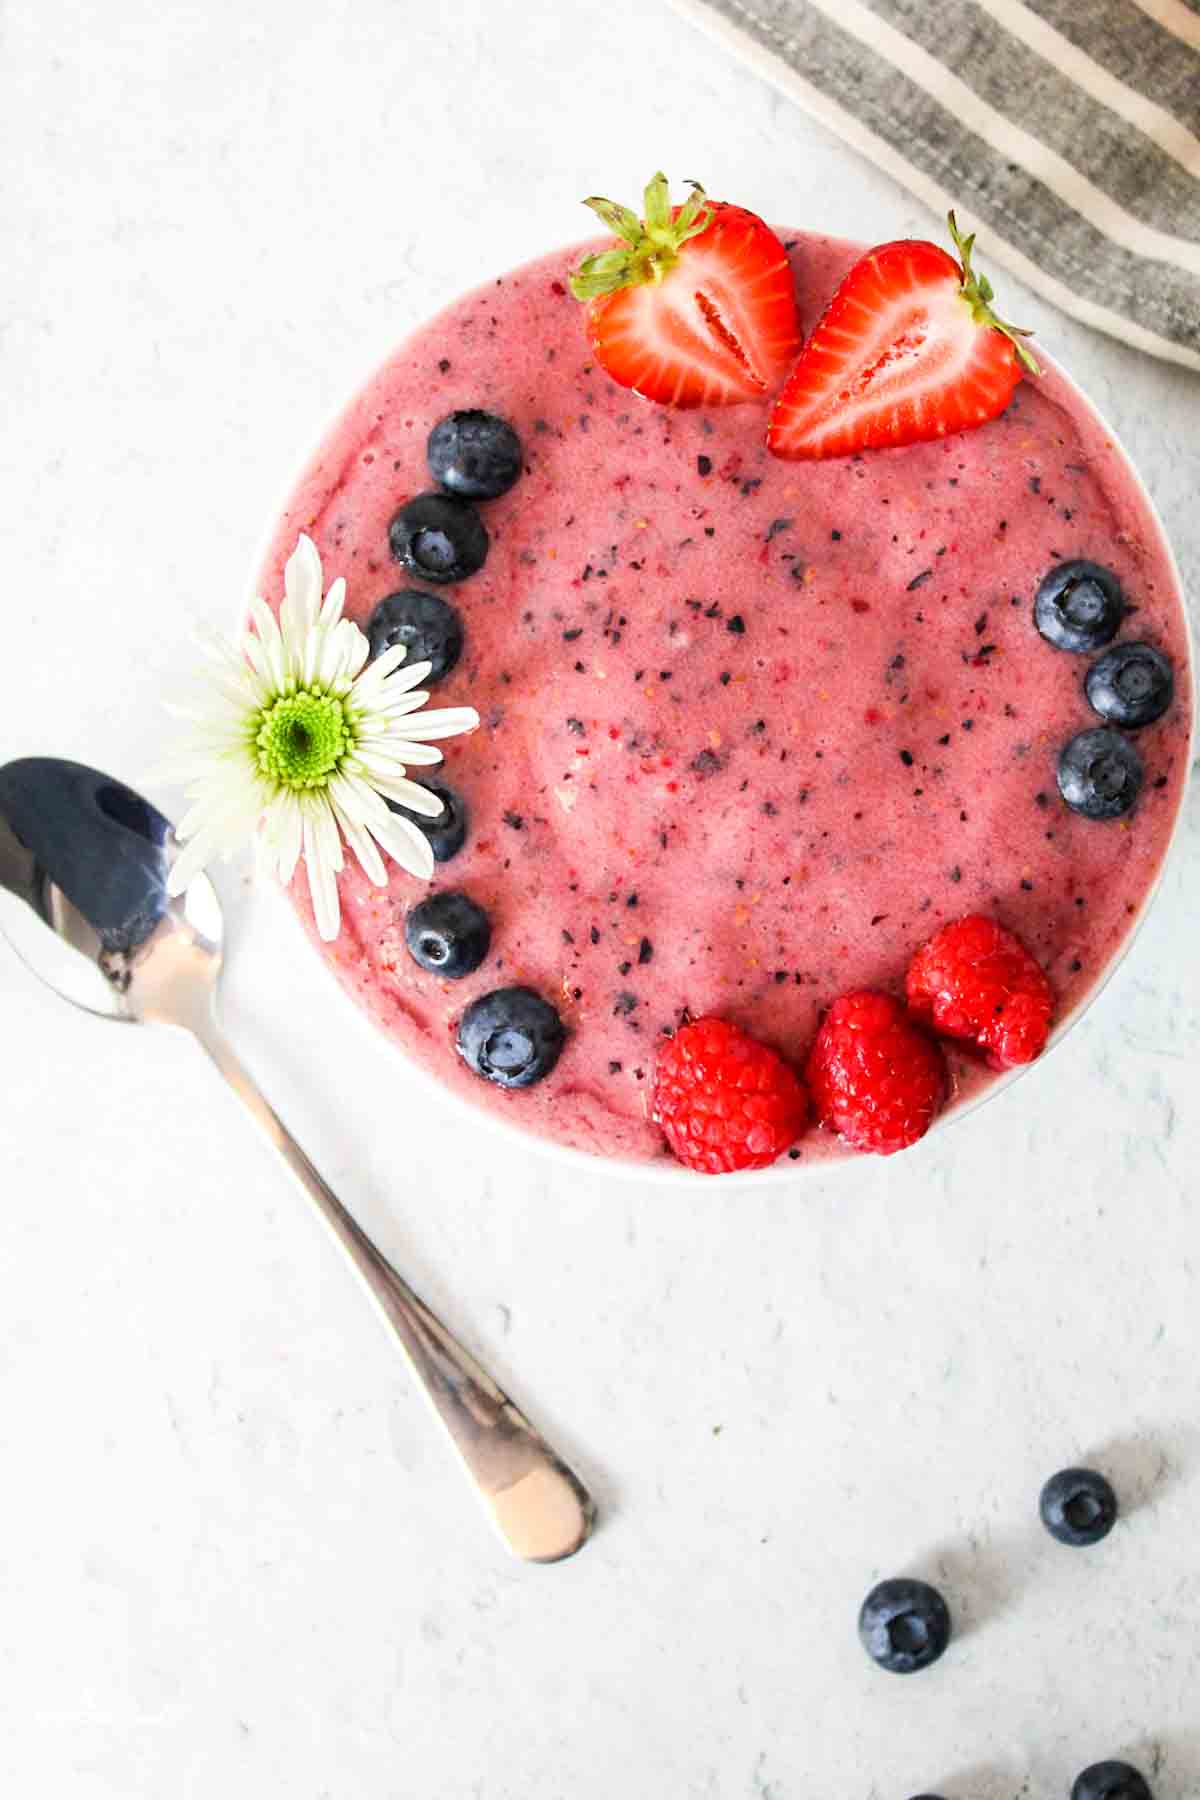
[0,836,222,1024]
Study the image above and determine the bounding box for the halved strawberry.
[568,172,801,409]
[767,213,1039,460]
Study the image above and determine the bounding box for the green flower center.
[255,690,353,790]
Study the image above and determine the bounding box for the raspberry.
[805,990,946,1156]
[653,1016,809,1174]
[906,913,1053,1070]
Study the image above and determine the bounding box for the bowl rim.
[241,248,1196,1190]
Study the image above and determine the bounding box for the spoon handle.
[190,1013,595,1564]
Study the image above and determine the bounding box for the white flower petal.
[312,791,344,875]
[247,593,283,656]
[356,741,444,770]
[166,825,232,895]
[301,794,342,941]
[153,749,243,785]
[301,623,328,690]
[351,730,431,757]
[352,643,414,693]
[317,618,363,691]
[368,775,444,817]
[203,669,264,713]
[281,533,323,650]
[189,632,267,706]
[176,776,266,846]
[368,807,436,880]
[261,789,305,885]
[395,706,480,741]
[329,791,389,886]
[348,746,425,779]
[340,622,372,684]
[332,767,440,824]
[354,653,431,702]
[368,689,435,721]
[305,859,340,940]
[319,576,346,629]
[247,597,286,694]
[195,623,254,678]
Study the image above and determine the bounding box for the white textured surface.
[1,3,1198,1796]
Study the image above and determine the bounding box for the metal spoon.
[0,757,594,1563]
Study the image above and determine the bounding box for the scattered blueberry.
[1085,642,1174,729]
[1057,727,1143,820]
[385,777,467,863]
[366,590,464,683]
[1071,1760,1153,1800]
[427,409,523,500]
[858,1578,951,1675]
[457,986,566,1088]
[1034,561,1126,653]
[389,492,488,583]
[1039,1467,1118,1546]
[404,891,491,978]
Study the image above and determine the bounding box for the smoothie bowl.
[203,180,1192,1181]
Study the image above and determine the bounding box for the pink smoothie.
[259,233,1192,1166]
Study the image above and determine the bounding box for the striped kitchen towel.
[670,0,1200,370]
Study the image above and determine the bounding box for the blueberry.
[857,1578,951,1674]
[389,492,488,583]
[1085,641,1174,729]
[457,986,565,1088]
[404,891,491,978]
[428,410,523,501]
[385,778,467,863]
[1034,561,1126,653]
[1039,1467,1118,1546]
[1071,1760,1153,1800]
[1057,727,1143,820]
[366,590,464,684]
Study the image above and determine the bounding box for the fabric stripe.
[803,0,1200,273]
[865,0,1200,239]
[974,0,1200,179]
[1022,0,1200,135]
[668,0,1200,368]
[1132,0,1200,46]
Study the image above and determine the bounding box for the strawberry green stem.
[947,211,1040,376]
[569,172,714,301]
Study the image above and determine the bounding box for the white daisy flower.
[163,532,480,941]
